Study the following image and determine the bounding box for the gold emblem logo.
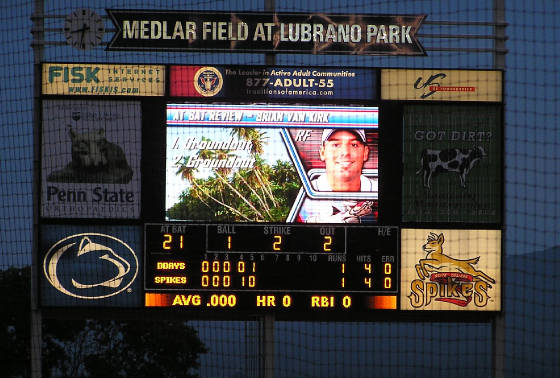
[194,67,223,97]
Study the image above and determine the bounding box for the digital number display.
[144,223,399,314]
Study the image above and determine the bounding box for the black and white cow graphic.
[416,146,486,189]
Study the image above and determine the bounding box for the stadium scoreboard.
[145,224,399,312]
[39,62,503,316]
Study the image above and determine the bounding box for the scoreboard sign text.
[107,10,425,55]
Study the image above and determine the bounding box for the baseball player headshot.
[296,128,377,223]
[312,128,376,192]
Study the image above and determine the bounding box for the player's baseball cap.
[321,129,366,145]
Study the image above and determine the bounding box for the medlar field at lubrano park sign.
[106,10,425,55]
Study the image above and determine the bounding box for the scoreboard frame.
[38,63,504,319]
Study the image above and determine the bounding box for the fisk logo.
[408,232,495,308]
[43,233,138,299]
[48,66,100,83]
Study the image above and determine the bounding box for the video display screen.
[165,104,379,223]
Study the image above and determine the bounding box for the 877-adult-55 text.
[245,77,334,88]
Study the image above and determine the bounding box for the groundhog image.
[47,127,133,184]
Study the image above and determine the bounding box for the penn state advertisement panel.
[41,100,142,219]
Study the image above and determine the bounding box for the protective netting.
[1,1,559,377]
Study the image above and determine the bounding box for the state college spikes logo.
[408,232,495,308]
[194,66,223,97]
[43,233,138,299]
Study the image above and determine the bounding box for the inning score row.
[144,224,399,312]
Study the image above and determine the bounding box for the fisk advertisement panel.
[42,63,165,96]
[400,229,501,311]
[41,100,141,219]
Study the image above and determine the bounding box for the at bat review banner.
[165,104,379,224]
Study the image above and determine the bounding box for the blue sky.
[2,1,557,268]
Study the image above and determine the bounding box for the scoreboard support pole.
[30,1,44,377]
[493,2,506,378]
[261,314,275,378]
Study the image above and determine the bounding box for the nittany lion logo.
[408,232,495,308]
[43,233,138,299]
[194,66,223,97]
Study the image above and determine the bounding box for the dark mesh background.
[1,1,558,377]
